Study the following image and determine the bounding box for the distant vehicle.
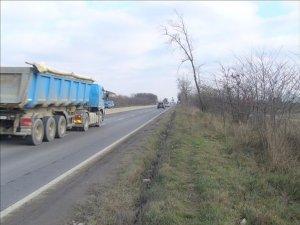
[157,102,165,109]
[171,98,175,105]
[162,98,169,106]
[0,63,105,145]
[105,100,115,109]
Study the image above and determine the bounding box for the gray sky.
[1,1,299,100]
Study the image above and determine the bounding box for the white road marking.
[0,109,169,221]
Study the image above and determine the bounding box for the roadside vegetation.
[69,106,299,225]
[137,107,299,225]
[166,12,299,172]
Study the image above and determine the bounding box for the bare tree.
[163,11,205,111]
[111,93,158,107]
[175,48,299,169]
[177,77,192,105]
[217,50,300,125]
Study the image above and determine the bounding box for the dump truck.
[0,63,105,145]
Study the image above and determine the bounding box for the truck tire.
[26,119,44,145]
[43,117,56,142]
[55,115,66,138]
[95,112,103,127]
[81,114,89,132]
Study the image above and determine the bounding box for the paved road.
[0,106,163,211]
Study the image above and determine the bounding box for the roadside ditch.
[133,111,175,224]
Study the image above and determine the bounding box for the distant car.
[105,100,115,109]
[157,102,165,109]
[164,102,170,107]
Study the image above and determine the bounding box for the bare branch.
[163,11,205,111]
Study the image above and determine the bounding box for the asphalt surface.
[0,106,163,211]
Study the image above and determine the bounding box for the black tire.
[55,115,67,138]
[26,119,44,145]
[81,114,89,131]
[43,117,56,142]
[95,112,103,127]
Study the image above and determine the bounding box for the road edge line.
[0,108,170,221]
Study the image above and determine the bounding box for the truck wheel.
[26,119,44,145]
[95,112,103,127]
[55,115,66,138]
[43,117,56,142]
[82,114,89,131]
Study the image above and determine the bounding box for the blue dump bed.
[0,66,104,109]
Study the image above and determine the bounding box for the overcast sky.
[1,1,299,100]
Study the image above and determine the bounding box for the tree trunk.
[191,60,205,111]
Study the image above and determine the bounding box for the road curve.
[0,106,163,211]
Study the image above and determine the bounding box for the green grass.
[138,107,299,225]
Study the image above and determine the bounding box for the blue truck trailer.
[0,63,105,145]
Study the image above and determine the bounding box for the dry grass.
[264,121,298,170]
[205,111,300,171]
